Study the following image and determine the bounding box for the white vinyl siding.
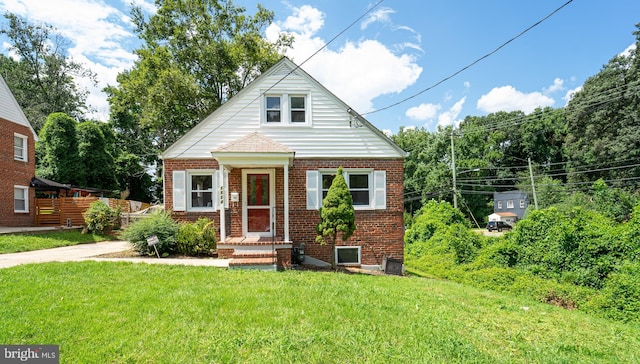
[14,185,29,213]
[161,60,405,160]
[14,133,27,162]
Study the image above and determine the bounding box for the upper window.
[507,200,514,209]
[266,96,281,122]
[14,186,29,213]
[262,93,309,125]
[14,133,27,162]
[497,201,503,209]
[519,199,525,208]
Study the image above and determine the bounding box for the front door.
[242,169,275,237]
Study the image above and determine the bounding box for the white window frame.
[261,91,311,126]
[187,170,217,212]
[335,246,361,266]
[520,199,525,208]
[497,201,503,209]
[14,185,29,213]
[507,200,514,209]
[14,133,27,162]
[320,169,373,210]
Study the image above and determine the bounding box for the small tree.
[316,166,356,270]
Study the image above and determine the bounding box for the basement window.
[335,246,361,265]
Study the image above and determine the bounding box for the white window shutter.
[173,171,186,211]
[374,170,386,210]
[306,170,319,210]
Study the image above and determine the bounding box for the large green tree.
[564,24,640,187]
[106,0,292,159]
[77,121,117,190]
[0,13,95,132]
[316,167,356,270]
[37,112,82,185]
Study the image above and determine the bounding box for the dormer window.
[290,96,306,122]
[262,92,311,126]
[266,96,281,122]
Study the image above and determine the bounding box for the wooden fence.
[35,197,151,227]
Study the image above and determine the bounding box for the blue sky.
[0,0,638,134]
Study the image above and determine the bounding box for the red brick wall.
[163,158,405,265]
[0,119,35,227]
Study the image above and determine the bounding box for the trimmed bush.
[176,218,217,256]
[118,211,179,256]
[83,200,121,234]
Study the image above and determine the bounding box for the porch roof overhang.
[210,132,295,167]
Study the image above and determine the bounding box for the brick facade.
[0,118,35,227]
[164,158,404,266]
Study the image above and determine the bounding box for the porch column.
[219,163,225,243]
[284,163,290,242]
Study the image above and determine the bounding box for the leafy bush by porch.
[83,200,121,234]
[176,217,217,256]
[118,211,179,256]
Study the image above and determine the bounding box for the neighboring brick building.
[161,58,406,269]
[0,75,37,227]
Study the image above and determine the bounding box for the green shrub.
[118,211,179,255]
[83,200,121,234]
[592,261,640,322]
[176,218,217,256]
[405,200,468,245]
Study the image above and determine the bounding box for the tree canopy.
[0,12,95,132]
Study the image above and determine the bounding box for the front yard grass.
[0,230,111,254]
[0,261,638,363]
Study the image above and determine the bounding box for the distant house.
[161,57,406,269]
[490,190,529,224]
[0,74,38,227]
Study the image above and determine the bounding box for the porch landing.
[218,237,292,270]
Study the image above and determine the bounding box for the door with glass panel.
[243,170,274,237]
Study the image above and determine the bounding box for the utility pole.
[451,132,457,209]
[528,157,539,209]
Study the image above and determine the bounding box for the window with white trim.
[520,199,525,208]
[173,170,227,212]
[321,170,371,207]
[336,246,361,265]
[507,200,514,209]
[262,93,310,125]
[190,174,214,209]
[308,169,385,210]
[14,186,29,213]
[14,133,27,162]
[497,201,503,209]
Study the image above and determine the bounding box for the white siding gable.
[162,58,405,160]
[0,74,37,139]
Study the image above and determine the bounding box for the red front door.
[244,170,274,236]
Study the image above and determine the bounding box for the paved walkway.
[0,241,230,269]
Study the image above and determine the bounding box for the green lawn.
[0,262,638,363]
[0,231,111,254]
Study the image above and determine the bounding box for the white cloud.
[477,86,554,114]
[361,7,395,30]
[543,77,564,95]
[0,0,141,120]
[621,43,636,57]
[464,81,471,89]
[267,5,422,114]
[563,86,582,104]
[438,97,466,127]
[406,103,441,121]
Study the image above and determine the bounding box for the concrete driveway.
[0,241,229,269]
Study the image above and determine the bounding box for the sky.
[0,0,638,135]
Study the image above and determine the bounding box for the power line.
[364,0,574,117]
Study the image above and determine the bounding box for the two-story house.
[489,190,529,225]
[161,57,406,269]
[0,74,37,227]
